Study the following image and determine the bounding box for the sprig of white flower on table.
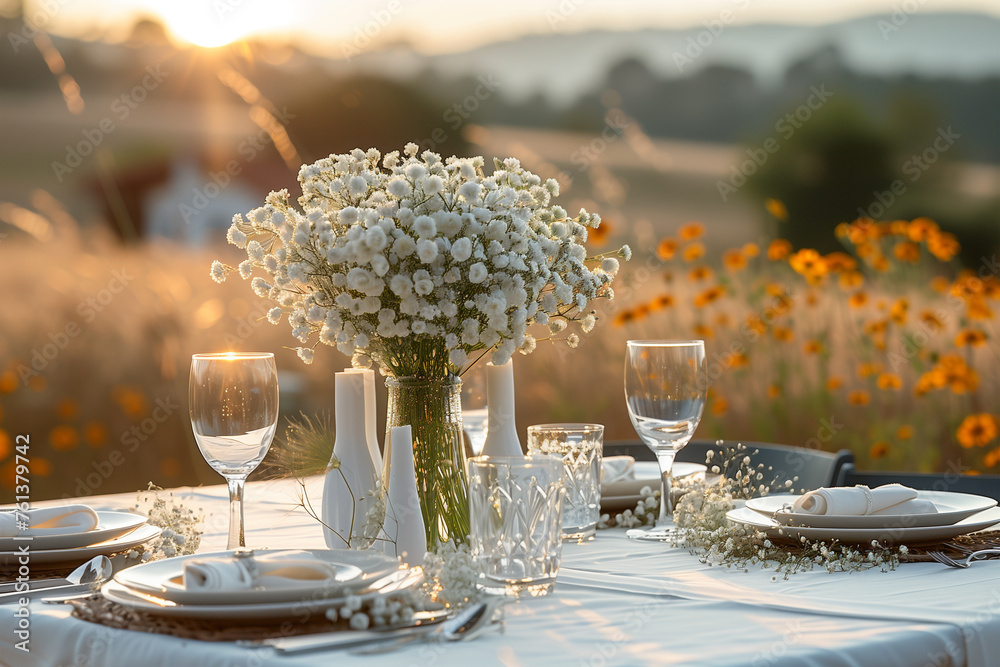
[325,587,424,630]
[600,444,904,578]
[212,144,628,377]
[421,540,485,607]
[117,483,203,567]
[673,445,903,578]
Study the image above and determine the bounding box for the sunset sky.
[9,0,1000,54]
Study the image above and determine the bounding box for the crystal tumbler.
[527,423,604,541]
[468,455,565,598]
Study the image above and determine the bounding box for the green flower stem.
[386,376,470,546]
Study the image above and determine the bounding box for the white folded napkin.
[601,456,635,484]
[792,484,938,516]
[0,505,99,537]
[182,550,340,592]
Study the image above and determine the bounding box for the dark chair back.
[604,439,854,494]
[836,463,1000,503]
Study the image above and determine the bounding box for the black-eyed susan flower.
[869,441,890,459]
[656,238,678,260]
[847,390,870,405]
[767,239,792,261]
[50,425,79,451]
[927,231,960,261]
[957,413,998,449]
[803,339,823,355]
[682,242,705,263]
[955,329,987,347]
[693,286,725,308]
[876,373,902,390]
[723,249,747,272]
[689,266,713,282]
[678,222,704,241]
[893,241,921,263]
[907,217,939,242]
[764,198,788,221]
[84,422,108,448]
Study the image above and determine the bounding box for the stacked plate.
[727,490,1000,545]
[104,549,423,620]
[0,511,161,570]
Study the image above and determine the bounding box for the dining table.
[3,474,1000,667]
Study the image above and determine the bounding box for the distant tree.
[745,97,897,253]
[282,76,469,162]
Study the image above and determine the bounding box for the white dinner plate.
[745,491,997,529]
[114,549,402,605]
[727,505,1000,545]
[601,462,707,514]
[0,511,147,552]
[633,462,706,480]
[102,566,424,620]
[0,523,162,569]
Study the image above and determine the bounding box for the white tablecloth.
[3,476,999,667]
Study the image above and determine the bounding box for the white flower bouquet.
[213,143,628,378]
[213,143,628,545]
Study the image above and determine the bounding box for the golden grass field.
[0,209,996,502]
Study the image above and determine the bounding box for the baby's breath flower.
[216,145,626,377]
[604,442,904,578]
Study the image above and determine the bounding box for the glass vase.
[385,375,470,547]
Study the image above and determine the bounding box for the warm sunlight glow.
[153,1,300,49]
[171,24,240,49]
[161,9,245,48]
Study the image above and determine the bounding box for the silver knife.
[0,578,74,594]
[241,611,449,654]
[0,583,100,604]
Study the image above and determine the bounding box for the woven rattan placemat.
[68,594,354,642]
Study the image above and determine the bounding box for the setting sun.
[153,0,298,48]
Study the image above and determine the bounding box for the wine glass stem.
[655,451,677,526]
[226,475,247,549]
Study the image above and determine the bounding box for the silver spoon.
[0,555,112,602]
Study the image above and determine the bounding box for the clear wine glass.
[189,353,278,549]
[461,366,489,456]
[624,340,706,541]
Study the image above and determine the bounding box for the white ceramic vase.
[383,425,427,564]
[322,371,379,549]
[344,368,382,472]
[480,359,524,458]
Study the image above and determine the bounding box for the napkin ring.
[859,485,873,515]
[233,548,260,586]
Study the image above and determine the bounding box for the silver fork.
[928,549,1000,568]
